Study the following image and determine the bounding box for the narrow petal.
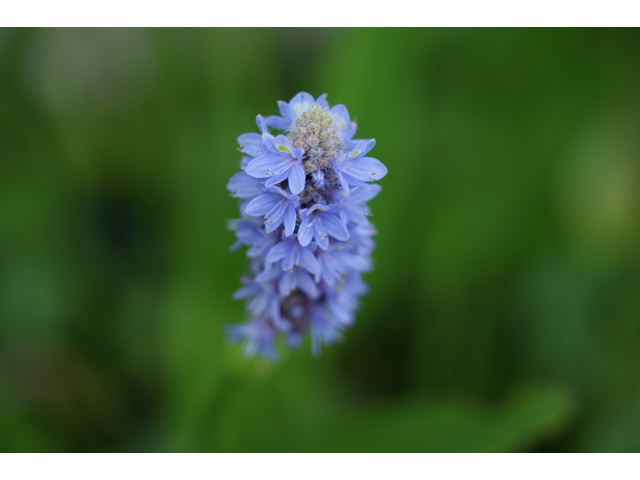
[255,265,282,283]
[295,269,320,299]
[283,204,296,237]
[277,100,291,118]
[243,193,280,217]
[266,242,289,264]
[343,202,368,225]
[322,214,350,241]
[288,164,306,195]
[244,154,290,179]
[227,171,263,199]
[318,255,341,286]
[237,133,262,158]
[297,216,314,247]
[232,283,260,300]
[315,93,329,109]
[341,157,388,183]
[283,246,298,272]
[339,209,349,226]
[255,114,268,134]
[264,201,286,233]
[248,290,269,317]
[299,248,319,275]
[278,271,296,296]
[350,183,382,203]
[313,218,330,251]
[264,169,291,188]
[348,139,376,159]
[264,115,291,131]
[335,170,350,196]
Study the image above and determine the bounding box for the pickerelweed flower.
[226,92,387,359]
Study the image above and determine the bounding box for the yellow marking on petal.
[277,145,293,155]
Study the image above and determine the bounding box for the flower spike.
[226,92,387,359]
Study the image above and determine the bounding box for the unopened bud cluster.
[289,105,344,171]
[226,92,387,359]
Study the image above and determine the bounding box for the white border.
[1,1,640,27]
[1,453,640,479]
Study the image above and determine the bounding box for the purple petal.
[299,248,319,275]
[322,214,350,241]
[343,202,369,225]
[297,216,314,247]
[255,265,282,283]
[278,271,296,296]
[244,154,291,179]
[283,204,296,237]
[264,169,291,189]
[256,114,268,134]
[351,183,382,203]
[264,115,291,131]
[348,139,376,159]
[266,242,289,264]
[315,93,329,109]
[330,105,350,131]
[335,170,350,196]
[342,157,388,183]
[232,283,260,300]
[313,218,330,251]
[227,171,263,199]
[237,133,262,158]
[264,201,286,233]
[289,92,315,118]
[295,269,320,299]
[243,193,280,217]
[288,164,306,195]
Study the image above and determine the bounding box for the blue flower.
[332,139,388,195]
[228,218,276,259]
[226,171,264,199]
[233,277,281,326]
[237,114,270,158]
[338,184,382,225]
[244,135,306,194]
[242,186,299,236]
[315,244,371,287]
[298,203,349,251]
[264,92,328,131]
[226,320,278,360]
[226,92,387,359]
[266,236,319,274]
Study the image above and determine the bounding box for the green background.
[1,28,639,452]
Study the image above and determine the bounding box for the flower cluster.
[226,92,387,359]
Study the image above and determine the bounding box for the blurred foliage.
[1,28,639,452]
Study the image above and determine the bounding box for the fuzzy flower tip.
[226,92,387,359]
